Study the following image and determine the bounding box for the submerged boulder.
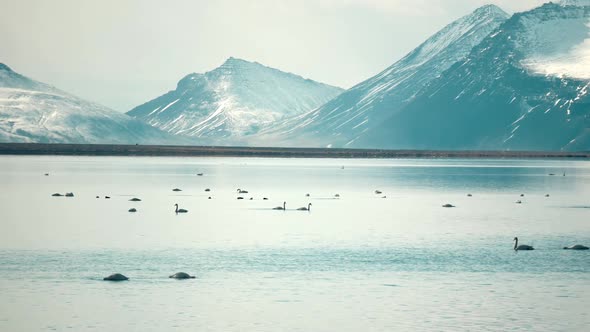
[169,272,195,279]
[103,273,129,281]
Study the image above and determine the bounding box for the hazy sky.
[1,0,548,112]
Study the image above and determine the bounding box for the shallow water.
[0,156,588,331]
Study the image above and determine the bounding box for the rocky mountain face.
[355,2,590,151]
[127,57,343,143]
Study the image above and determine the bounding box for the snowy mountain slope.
[0,64,185,144]
[355,2,590,151]
[127,58,343,141]
[257,5,509,147]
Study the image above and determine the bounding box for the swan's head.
[513,237,518,241]
[563,246,568,249]
[174,203,178,207]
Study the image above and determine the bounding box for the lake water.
[0,156,589,331]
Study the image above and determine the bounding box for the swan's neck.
[514,239,518,250]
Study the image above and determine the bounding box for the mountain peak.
[0,63,13,72]
[221,56,256,67]
[472,4,508,17]
[128,58,343,140]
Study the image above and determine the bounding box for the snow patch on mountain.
[521,6,590,80]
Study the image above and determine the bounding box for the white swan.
[174,203,188,213]
[297,203,312,211]
[563,244,589,250]
[273,202,286,210]
[514,237,534,251]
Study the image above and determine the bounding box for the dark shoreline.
[0,143,588,159]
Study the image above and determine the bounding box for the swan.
[205,188,211,192]
[237,189,249,194]
[374,190,382,194]
[128,208,137,213]
[467,194,472,197]
[237,197,244,200]
[129,198,141,202]
[105,196,111,199]
[442,204,455,208]
[173,188,182,192]
[515,200,522,204]
[197,173,203,176]
[273,202,286,210]
[513,237,534,251]
[563,244,589,250]
[297,203,312,211]
[174,204,188,213]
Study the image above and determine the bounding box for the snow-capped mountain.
[355,2,590,151]
[127,57,343,142]
[258,5,509,147]
[0,64,184,144]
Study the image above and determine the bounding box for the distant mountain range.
[126,57,343,142]
[0,64,184,144]
[2,1,589,151]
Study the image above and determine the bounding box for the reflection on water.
[0,156,589,331]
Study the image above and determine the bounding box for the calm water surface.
[0,156,588,331]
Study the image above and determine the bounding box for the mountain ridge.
[256,4,510,148]
[0,64,187,145]
[127,57,344,142]
[354,2,590,151]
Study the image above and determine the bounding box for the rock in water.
[103,273,129,281]
[169,272,195,279]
